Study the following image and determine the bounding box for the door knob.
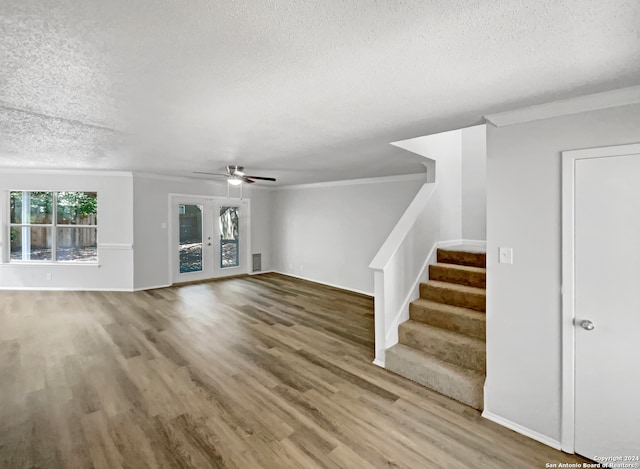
[580,320,595,331]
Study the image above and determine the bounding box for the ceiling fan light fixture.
[228,177,243,186]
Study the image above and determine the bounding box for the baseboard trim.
[482,411,562,451]
[372,358,385,368]
[272,271,373,297]
[0,286,134,291]
[133,284,172,291]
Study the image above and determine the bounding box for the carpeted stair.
[386,247,486,410]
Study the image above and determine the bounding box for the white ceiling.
[1,0,639,185]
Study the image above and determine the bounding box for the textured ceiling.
[1,0,639,184]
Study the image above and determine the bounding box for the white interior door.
[172,196,250,283]
[574,153,640,461]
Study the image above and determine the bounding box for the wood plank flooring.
[0,273,589,468]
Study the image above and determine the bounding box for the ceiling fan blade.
[193,171,228,177]
[244,175,276,182]
[241,177,256,184]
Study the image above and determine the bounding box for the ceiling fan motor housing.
[227,165,244,175]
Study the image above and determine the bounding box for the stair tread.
[411,298,487,319]
[388,343,484,378]
[437,248,486,268]
[410,299,486,340]
[386,344,484,409]
[429,263,486,289]
[422,280,486,295]
[400,320,485,349]
[432,263,486,274]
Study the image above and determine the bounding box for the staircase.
[385,247,486,410]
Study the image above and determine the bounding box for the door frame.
[560,142,640,452]
[168,193,251,284]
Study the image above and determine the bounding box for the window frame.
[7,190,99,265]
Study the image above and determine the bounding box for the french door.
[171,196,249,283]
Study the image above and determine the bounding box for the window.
[9,191,98,263]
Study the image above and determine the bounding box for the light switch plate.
[499,247,513,264]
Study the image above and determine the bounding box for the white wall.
[393,124,486,242]
[133,174,273,290]
[0,171,134,290]
[486,103,640,443]
[271,175,425,295]
[461,125,487,240]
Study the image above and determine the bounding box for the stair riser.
[437,249,486,268]
[399,324,486,373]
[420,284,486,312]
[386,347,483,410]
[410,303,485,341]
[429,264,485,289]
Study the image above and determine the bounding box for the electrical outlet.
[300,265,303,272]
[46,273,52,281]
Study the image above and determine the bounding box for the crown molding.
[0,168,133,177]
[134,171,226,186]
[133,172,275,190]
[135,171,426,191]
[0,169,427,191]
[274,172,426,191]
[484,85,640,127]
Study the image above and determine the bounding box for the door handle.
[579,319,595,331]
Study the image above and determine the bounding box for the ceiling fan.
[193,166,276,185]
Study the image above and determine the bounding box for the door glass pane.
[56,227,98,262]
[219,206,239,268]
[179,204,203,273]
[10,226,52,261]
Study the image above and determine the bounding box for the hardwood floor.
[0,273,588,468]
